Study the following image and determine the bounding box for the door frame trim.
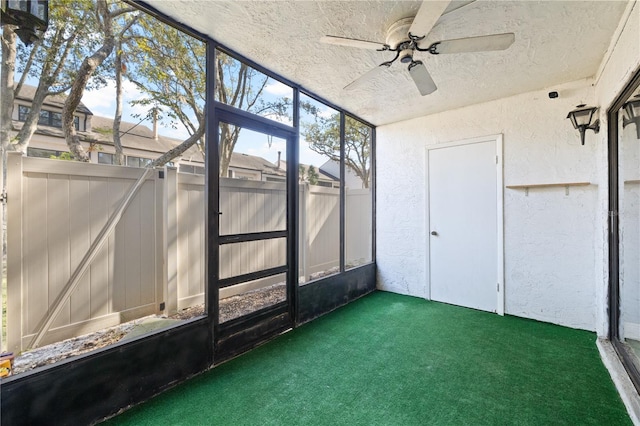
[424,134,504,315]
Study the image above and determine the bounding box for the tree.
[62,0,137,161]
[214,52,287,176]
[1,26,17,153]
[307,165,319,185]
[125,14,289,172]
[1,0,104,155]
[124,13,206,167]
[301,103,371,188]
[299,164,307,182]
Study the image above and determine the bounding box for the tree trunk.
[112,43,125,165]
[63,0,115,162]
[0,26,17,152]
[150,124,205,168]
[12,83,50,154]
[219,123,242,177]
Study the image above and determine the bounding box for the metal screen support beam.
[28,167,155,349]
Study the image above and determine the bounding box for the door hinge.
[159,302,165,311]
[497,282,500,292]
[496,155,499,164]
[0,190,7,204]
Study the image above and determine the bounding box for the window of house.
[18,105,29,121]
[126,156,153,168]
[179,164,205,174]
[26,147,65,158]
[19,105,79,130]
[98,152,115,164]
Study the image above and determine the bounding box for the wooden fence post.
[165,167,178,315]
[6,152,23,353]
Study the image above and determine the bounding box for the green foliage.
[49,152,75,161]
[300,101,372,188]
[16,0,110,94]
[298,164,307,182]
[92,127,113,135]
[126,13,206,138]
[307,165,319,185]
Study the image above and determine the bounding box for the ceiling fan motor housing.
[385,17,414,49]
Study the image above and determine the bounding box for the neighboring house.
[10,84,291,181]
[278,159,339,188]
[228,152,286,182]
[320,159,364,189]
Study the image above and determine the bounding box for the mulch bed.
[10,283,286,376]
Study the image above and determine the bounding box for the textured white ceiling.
[148,1,628,126]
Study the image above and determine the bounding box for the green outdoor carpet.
[105,291,630,425]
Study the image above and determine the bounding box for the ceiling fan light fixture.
[400,48,414,64]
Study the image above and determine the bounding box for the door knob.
[431,231,438,236]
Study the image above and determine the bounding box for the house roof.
[89,115,188,155]
[281,160,338,182]
[231,152,284,176]
[14,84,93,115]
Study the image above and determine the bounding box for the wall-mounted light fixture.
[0,0,48,46]
[566,104,600,145]
[622,94,640,140]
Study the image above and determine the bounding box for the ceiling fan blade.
[442,0,477,16]
[344,63,392,91]
[320,35,387,50]
[408,61,437,96]
[408,1,451,38]
[429,33,515,54]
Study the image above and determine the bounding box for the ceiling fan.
[320,0,515,96]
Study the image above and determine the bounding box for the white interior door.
[427,137,503,313]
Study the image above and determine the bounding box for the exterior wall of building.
[376,3,640,333]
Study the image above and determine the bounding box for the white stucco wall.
[376,1,640,333]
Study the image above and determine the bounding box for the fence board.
[346,188,373,268]
[47,174,71,329]
[176,174,206,310]
[24,173,49,334]
[89,177,110,318]
[69,175,91,324]
[7,156,162,351]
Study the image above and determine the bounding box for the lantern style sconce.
[622,94,640,140]
[566,104,600,145]
[1,0,48,46]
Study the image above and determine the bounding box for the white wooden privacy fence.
[5,153,372,352]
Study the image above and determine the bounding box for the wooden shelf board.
[506,182,591,189]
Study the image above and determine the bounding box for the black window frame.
[18,105,80,130]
